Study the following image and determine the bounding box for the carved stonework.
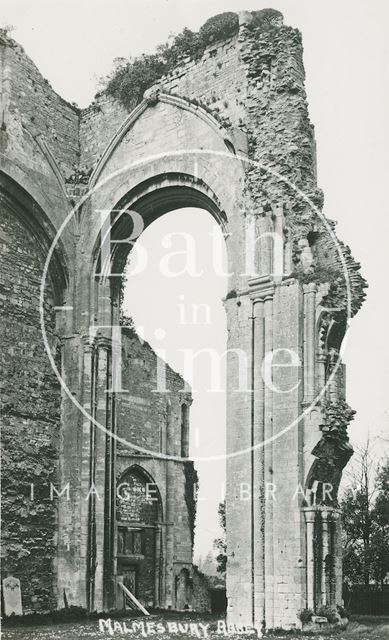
[143,86,160,106]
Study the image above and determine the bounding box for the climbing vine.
[184,461,198,549]
[321,398,356,442]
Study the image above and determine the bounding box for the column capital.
[252,295,265,306]
[95,335,112,351]
[250,288,275,302]
[303,282,318,294]
[330,509,341,522]
[81,334,96,351]
[302,507,317,523]
[318,505,337,514]
[248,275,275,302]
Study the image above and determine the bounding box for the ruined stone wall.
[156,36,246,123]
[117,330,190,455]
[0,31,79,272]
[0,33,79,614]
[191,568,212,613]
[116,331,195,607]
[79,97,128,175]
[79,35,247,171]
[1,33,79,178]
[240,20,318,223]
[0,198,61,613]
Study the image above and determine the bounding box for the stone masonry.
[0,9,366,631]
[0,187,197,612]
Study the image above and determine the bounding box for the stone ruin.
[0,8,366,630]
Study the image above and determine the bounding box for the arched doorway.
[116,466,162,608]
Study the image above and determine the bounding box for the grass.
[1,613,389,640]
[268,616,389,639]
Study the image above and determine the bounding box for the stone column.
[252,294,265,629]
[321,510,330,606]
[248,277,275,631]
[328,350,340,403]
[93,337,113,611]
[316,353,327,399]
[264,291,274,629]
[103,349,117,612]
[81,335,96,612]
[225,292,254,626]
[160,523,166,606]
[56,333,85,608]
[165,401,175,607]
[304,509,316,610]
[154,524,162,607]
[303,284,317,404]
[332,510,343,605]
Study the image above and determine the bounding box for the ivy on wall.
[292,234,367,332]
[321,398,356,441]
[184,461,198,549]
[1,429,58,610]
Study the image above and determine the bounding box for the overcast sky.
[2,0,388,561]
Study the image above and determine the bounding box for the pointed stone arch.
[89,91,239,189]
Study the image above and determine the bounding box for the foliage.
[120,313,138,340]
[297,608,313,623]
[292,263,349,331]
[370,459,389,584]
[317,605,339,623]
[104,10,280,111]
[2,606,146,626]
[249,8,283,31]
[293,259,366,331]
[341,440,389,587]
[119,272,138,339]
[337,604,350,619]
[106,53,167,111]
[292,264,339,286]
[2,606,87,625]
[291,229,367,334]
[321,398,356,441]
[104,13,239,110]
[0,24,15,36]
[213,500,227,574]
[1,425,58,609]
[199,550,218,577]
[198,12,239,44]
[184,461,198,548]
[374,458,389,527]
